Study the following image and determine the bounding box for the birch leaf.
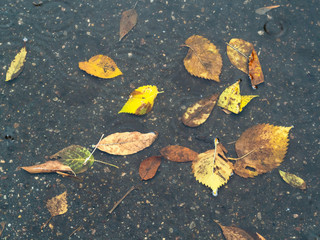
[119,85,160,115]
[79,55,122,79]
[227,38,253,74]
[183,35,222,82]
[96,131,158,155]
[46,191,68,217]
[6,44,27,82]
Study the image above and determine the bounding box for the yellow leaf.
[227,38,253,74]
[119,85,160,115]
[217,80,258,114]
[46,191,68,217]
[6,46,27,81]
[79,55,122,79]
[192,140,233,196]
[234,124,293,178]
[279,170,306,190]
[183,35,222,82]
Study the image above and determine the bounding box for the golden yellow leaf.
[182,94,219,127]
[234,124,293,178]
[192,140,233,196]
[217,80,258,114]
[6,46,27,81]
[46,191,68,217]
[119,85,160,115]
[279,170,306,190]
[96,131,158,155]
[227,38,253,74]
[79,55,122,79]
[183,35,222,82]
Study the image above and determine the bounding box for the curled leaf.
[279,170,306,190]
[20,160,73,174]
[96,131,158,155]
[183,35,222,82]
[139,156,162,180]
[160,145,198,162]
[6,44,27,81]
[249,48,264,87]
[119,85,160,115]
[234,124,293,178]
[182,94,219,127]
[255,5,280,15]
[119,8,138,41]
[79,55,123,79]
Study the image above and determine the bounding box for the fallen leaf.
[234,124,293,178]
[139,156,162,180]
[119,8,138,41]
[227,38,253,74]
[215,220,255,240]
[217,79,258,114]
[20,160,73,174]
[192,139,233,196]
[183,35,222,82]
[248,48,264,88]
[160,145,198,162]
[255,5,280,15]
[256,232,267,240]
[49,145,94,174]
[96,131,158,155]
[279,170,306,190]
[0,222,5,237]
[182,94,219,127]
[46,191,68,217]
[6,38,28,82]
[119,85,160,115]
[79,55,122,79]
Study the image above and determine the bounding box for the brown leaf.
[256,232,267,240]
[234,124,293,178]
[119,9,138,41]
[182,94,219,127]
[139,156,162,180]
[20,160,73,174]
[255,5,280,15]
[160,145,198,162]
[96,131,158,155]
[183,35,222,82]
[249,48,264,88]
[227,38,253,74]
[46,191,68,217]
[215,221,255,240]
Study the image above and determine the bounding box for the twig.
[93,159,119,168]
[69,225,83,238]
[41,216,53,230]
[109,186,137,214]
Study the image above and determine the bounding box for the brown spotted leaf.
[119,8,138,41]
[215,221,255,240]
[182,94,219,127]
[249,48,264,87]
[139,156,162,180]
[160,145,198,162]
[96,131,158,155]
[183,35,222,82]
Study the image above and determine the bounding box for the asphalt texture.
[0,0,319,239]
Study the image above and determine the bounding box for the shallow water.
[0,0,319,239]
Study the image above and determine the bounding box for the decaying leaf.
[183,35,222,82]
[119,85,160,115]
[20,160,73,174]
[279,170,306,190]
[119,8,138,41]
[255,5,280,15]
[96,131,158,155]
[139,156,162,180]
[46,191,68,217]
[6,39,28,82]
[234,124,293,178]
[192,140,233,196]
[0,221,6,237]
[50,145,94,174]
[217,80,258,114]
[227,38,253,74]
[79,55,123,79]
[249,48,264,87]
[160,145,198,162]
[182,94,219,127]
[215,220,255,240]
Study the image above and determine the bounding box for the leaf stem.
[228,149,257,160]
[93,159,119,168]
[84,134,104,165]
